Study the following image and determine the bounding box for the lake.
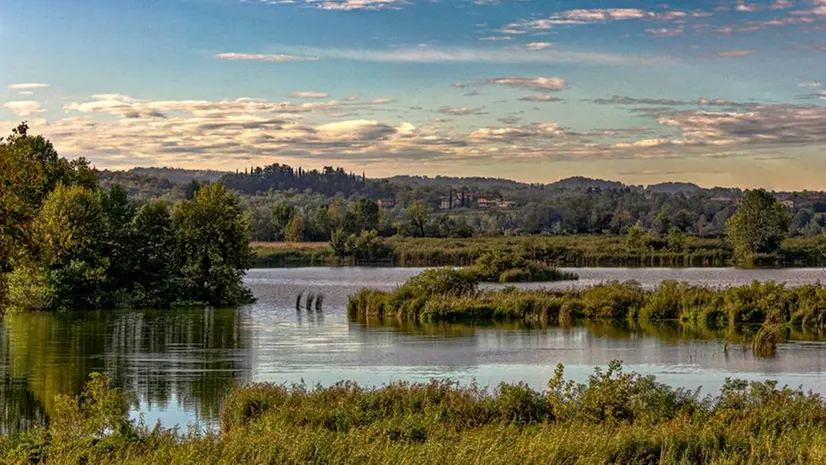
[2,266,826,433]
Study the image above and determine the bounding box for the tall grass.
[6,365,826,464]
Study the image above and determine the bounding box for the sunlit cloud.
[8,83,49,90]
[3,101,44,116]
[289,91,331,98]
[214,52,320,62]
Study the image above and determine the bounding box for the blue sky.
[2,0,826,188]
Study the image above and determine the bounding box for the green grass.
[6,364,826,464]
[252,235,826,268]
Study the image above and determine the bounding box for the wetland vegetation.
[4,364,826,464]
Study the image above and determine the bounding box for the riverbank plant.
[468,249,578,283]
[5,365,826,464]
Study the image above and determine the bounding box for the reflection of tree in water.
[0,307,251,432]
[350,315,823,345]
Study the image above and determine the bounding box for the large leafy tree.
[131,201,178,306]
[173,184,253,306]
[34,184,110,310]
[0,123,83,304]
[344,198,380,234]
[725,189,789,261]
[405,201,429,238]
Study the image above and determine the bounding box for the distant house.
[453,191,475,209]
[477,195,501,209]
[710,196,733,203]
[780,199,795,209]
[376,198,395,209]
[440,198,452,210]
[498,200,517,209]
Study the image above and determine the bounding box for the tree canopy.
[0,124,253,312]
[725,189,790,261]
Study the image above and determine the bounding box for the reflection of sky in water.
[3,266,826,433]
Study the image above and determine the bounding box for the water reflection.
[0,308,251,434]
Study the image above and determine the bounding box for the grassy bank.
[5,366,826,464]
[252,235,826,268]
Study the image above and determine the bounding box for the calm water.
[2,266,826,433]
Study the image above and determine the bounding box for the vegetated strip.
[252,235,825,268]
[12,364,826,464]
[347,269,826,351]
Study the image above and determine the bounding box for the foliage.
[726,189,790,262]
[7,364,826,464]
[0,124,254,312]
[469,249,578,283]
[173,184,254,306]
[405,201,429,237]
[350,275,826,353]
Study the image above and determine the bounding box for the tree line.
[0,124,253,311]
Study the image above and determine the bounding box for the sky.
[2,0,826,189]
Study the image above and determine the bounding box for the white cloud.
[305,0,407,10]
[437,106,485,115]
[713,49,758,57]
[486,77,568,91]
[501,8,695,34]
[525,42,552,50]
[290,91,331,98]
[799,81,822,87]
[519,95,562,102]
[8,83,49,90]
[469,123,565,141]
[214,53,320,62]
[3,101,44,116]
[275,45,656,65]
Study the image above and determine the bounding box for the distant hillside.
[647,182,701,194]
[547,176,626,191]
[130,167,230,184]
[220,163,395,198]
[387,175,529,190]
[99,170,178,198]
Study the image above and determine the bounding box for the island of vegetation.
[349,267,826,356]
[0,124,253,312]
[4,364,826,464]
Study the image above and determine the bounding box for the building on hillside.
[477,195,502,209]
[498,200,517,209]
[453,191,475,209]
[440,198,452,210]
[376,198,395,209]
[780,199,795,209]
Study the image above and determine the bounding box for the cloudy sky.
[3,0,826,188]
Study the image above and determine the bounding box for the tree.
[31,184,110,310]
[666,227,687,252]
[344,199,379,234]
[284,215,305,242]
[101,183,137,297]
[131,201,177,306]
[173,184,253,306]
[271,203,295,241]
[725,189,790,261]
[626,221,651,252]
[406,201,429,237]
